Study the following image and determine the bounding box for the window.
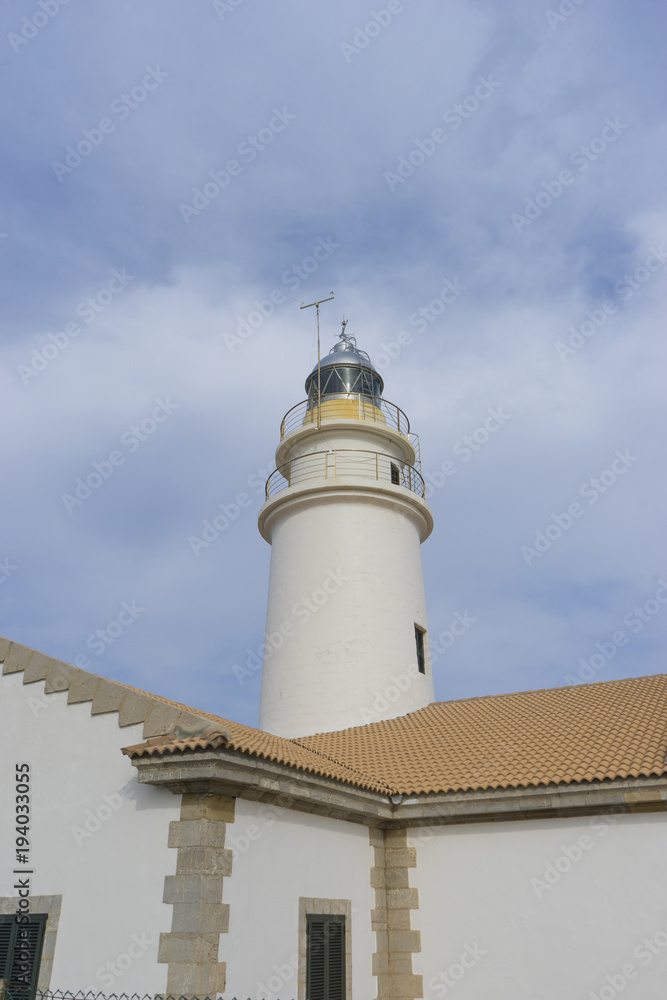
[390,462,400,485]
[306,914,346,1000]
[306,364,383,401]
[0,914,47,996]
[415,625,426,674]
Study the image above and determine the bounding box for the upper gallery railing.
[280,395,411,440]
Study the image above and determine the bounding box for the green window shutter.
[0,914,47,997]
[0,916,18,977]
[326,919,344,1000]
[307,914,345,1000]
[307,917,326,1000]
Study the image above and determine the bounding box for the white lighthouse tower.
[258,322,434,737]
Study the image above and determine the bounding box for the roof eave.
[129,745,395,826]
[128,745,667,829]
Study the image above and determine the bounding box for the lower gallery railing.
[265,449,425,500]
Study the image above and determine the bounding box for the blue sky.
[1,0,665,727]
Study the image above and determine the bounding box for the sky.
[1,0,666,729]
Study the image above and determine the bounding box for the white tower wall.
[259,486,433,736]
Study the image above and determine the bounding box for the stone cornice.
[258,481,433,543]
[392,774,667,825]
[131,746,395,824]
[130,746,667,827]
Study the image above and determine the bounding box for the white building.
[2,331,667,999]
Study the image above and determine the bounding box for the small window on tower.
[390,463,400,485]
[415,625,426,674]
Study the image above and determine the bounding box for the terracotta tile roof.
[123,675,667,796]
[300,675,667,794]
[120,692,396,793]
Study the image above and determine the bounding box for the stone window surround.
[298,897,352,1000]
[0,895,62,989]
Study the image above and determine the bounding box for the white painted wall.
[410,813,667,999]
[223,798,376,1000]
[259,490,434,736]
[0,671,179,992]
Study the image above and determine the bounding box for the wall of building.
[0,671,179,992]
[223,798,376,1000]
[410,813,667,998]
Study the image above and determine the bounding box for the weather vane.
[339,315,357,349]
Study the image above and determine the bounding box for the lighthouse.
[258,324,434,737]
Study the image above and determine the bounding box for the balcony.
[265,449,426,500]
[280,395,411,440]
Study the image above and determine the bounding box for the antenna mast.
[300,292,334,428]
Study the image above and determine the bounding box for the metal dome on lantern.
[305,322,385,402]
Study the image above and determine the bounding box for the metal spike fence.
[1,992,295,1000]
